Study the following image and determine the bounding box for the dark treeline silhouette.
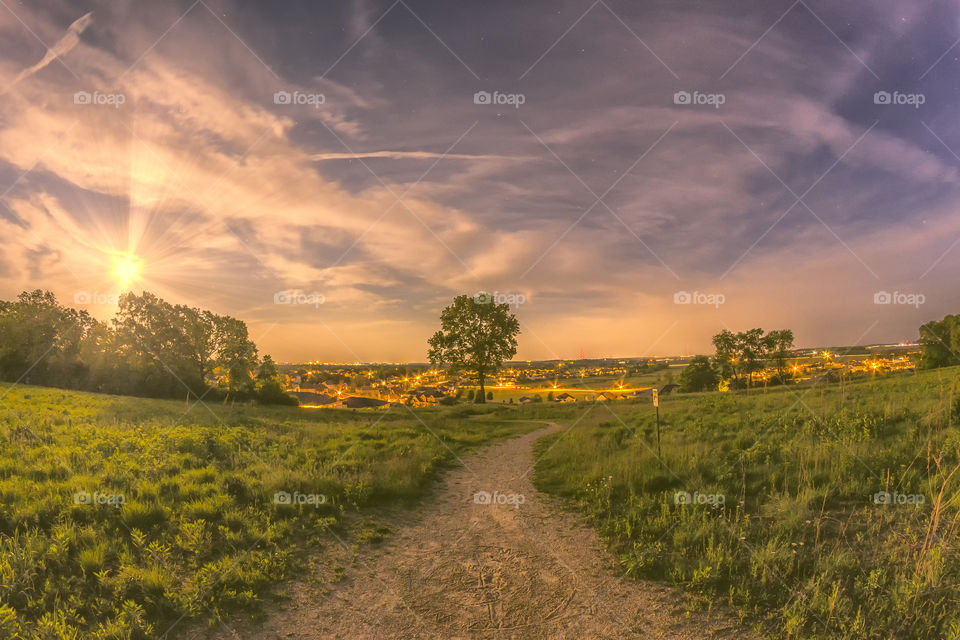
[919,314,960,369]
[0,290,294,404]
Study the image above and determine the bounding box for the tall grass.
[533,368,960,639]
[0,384,535,638]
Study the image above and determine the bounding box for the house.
[406,387,446,406]
[341,396,389,409]
[407,393,437,407]
[288,391,338,407]
[436,382,457,394]
[554,393,576,403]
[412,386,444,397]
[597,391,620,401]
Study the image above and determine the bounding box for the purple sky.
[1,0,959,361]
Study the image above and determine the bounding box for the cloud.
[6,11,92,91]
[310,150,533,162]
[1,0,959,361]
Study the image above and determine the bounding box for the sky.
[1,0,959,362]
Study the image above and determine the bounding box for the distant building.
[342,396,389,409]
[287,391,338,407]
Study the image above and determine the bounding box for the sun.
[113,254,142,286]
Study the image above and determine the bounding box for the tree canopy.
[919,314,960,369]
[712,327,795,387]
[427,294,520,403]
[679,355,719,392]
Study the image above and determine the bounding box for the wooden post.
[652,388,661,458]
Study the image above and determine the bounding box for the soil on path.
[205,423,755,639]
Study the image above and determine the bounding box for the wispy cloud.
[6,11,92,90]
[1,0,959,360]
[310,150,532,161]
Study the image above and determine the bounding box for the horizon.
[2,1,959,361]
[277,340,920,367]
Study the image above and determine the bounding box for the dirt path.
[215,423,753,639]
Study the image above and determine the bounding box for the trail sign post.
[652,388,661,458]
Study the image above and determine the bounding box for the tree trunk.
[476,368,486,403]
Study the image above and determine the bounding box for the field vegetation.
[0,384,535,638]
[533,367,960,638]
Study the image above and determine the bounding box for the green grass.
[533,368,960,639]
[0,384,537,639]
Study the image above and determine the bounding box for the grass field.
[0,385,537,639]
[4,368,957,639]
[533,368,960,639]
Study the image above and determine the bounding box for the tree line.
[680,328,795,392]
[0,290,293,404]
[679,312,960,394]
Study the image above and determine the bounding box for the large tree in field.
[427,294,520,403]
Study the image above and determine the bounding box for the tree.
[739,328,766,386]
[255,355,296,405]
[679,355,718,392]
[0,289,268,402]
[712,327,793,389]
[177,306,219,385]
[919,315,960,369]
[114,292,199,396]
[712,330,739,381]
[763,329,795,381]
[427,294,520,404]
[213,316,258,397]
[0,290,94,388]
